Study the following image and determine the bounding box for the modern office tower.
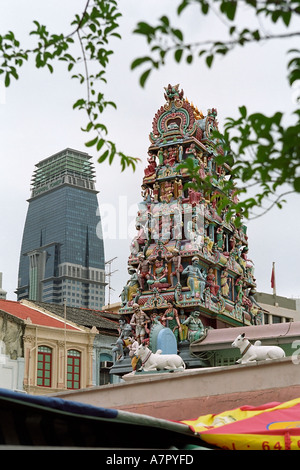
[16,148,106,309]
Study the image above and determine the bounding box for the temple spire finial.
[163,83,184,105]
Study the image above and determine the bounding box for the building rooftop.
[255,291,300,311]
[31,148,95,189]
[0,299,82,331]
[259,302,299,321]
[191,321,300,352]
[23,300,120,336]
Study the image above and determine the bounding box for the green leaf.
[85,136,98,147]
[239,105,247,118]
[73,98,85,109]
[4,72,10,87]
[281,11,292,27]
[171,28,183,41]
[201,1,209,14]
[140,68,151,87]
[98,150,109,163]
[160,16,170,27]
[206,54,214,67]
[96,138,105,151]
[220,1,237,21]
[109,147,116,164]
[174,48,183,62]
[294,177,300,192]
[105,100,117,109]
[177,0,189,15]
[131,56,152,70]
[134,22,155,36]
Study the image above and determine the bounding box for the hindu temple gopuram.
[112,84,263,374]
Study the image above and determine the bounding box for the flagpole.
[271,261,277,304]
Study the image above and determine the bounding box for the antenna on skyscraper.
[105,257,118,305]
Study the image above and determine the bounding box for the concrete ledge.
[113,385,300,421]
[52,356,300,420]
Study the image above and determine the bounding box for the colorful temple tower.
[115,84,263,372]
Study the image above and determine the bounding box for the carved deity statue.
[147,258,168,289]
[144,152,157,178]
[111,319,133,361]
[120,267,139,305]
[130,303,151,344]
[206,268,219,296]
[161,301,182,342]
[182,311,205,343]
[182,256,206,299]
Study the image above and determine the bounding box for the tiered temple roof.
[119,84,263,333]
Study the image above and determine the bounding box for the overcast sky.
[0,1,299,305]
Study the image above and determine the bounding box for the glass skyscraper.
[16,148,106,309]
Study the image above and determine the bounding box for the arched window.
[67,350,81,389]
[37,346,52,387]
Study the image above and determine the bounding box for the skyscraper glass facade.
[17,148,106,309]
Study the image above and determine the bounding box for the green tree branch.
[0,0,139,171]
[131,0,300,219]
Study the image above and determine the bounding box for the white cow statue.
[232,332,285,364]
[136,344,186,372]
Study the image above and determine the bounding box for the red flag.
[271,263,275,289]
